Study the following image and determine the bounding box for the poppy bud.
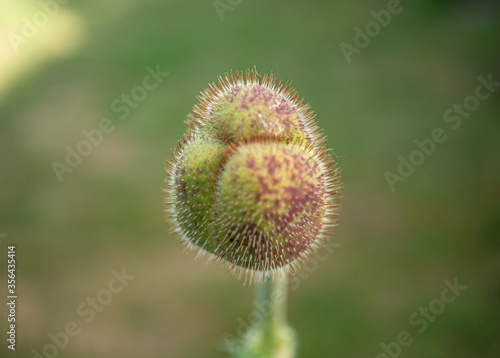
[165,70,341,282]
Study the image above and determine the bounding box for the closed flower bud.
[165,70,341,283]
[194,76,315,144]
[166,136,227,252]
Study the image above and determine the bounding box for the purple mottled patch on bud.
[213,142,329,272]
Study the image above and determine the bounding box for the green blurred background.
[1,0,499,357]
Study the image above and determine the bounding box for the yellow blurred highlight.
[0,1,86,101]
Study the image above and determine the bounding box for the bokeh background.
[1,0,499,357]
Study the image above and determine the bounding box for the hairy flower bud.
[167,136,227,251]
[165,70,341,282]
[196,81,314,144]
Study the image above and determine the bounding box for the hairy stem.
[233,275,296,358]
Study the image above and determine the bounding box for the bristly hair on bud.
[164,69,342,284]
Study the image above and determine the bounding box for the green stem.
[233,275,296,358]
[256,276,287,332]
